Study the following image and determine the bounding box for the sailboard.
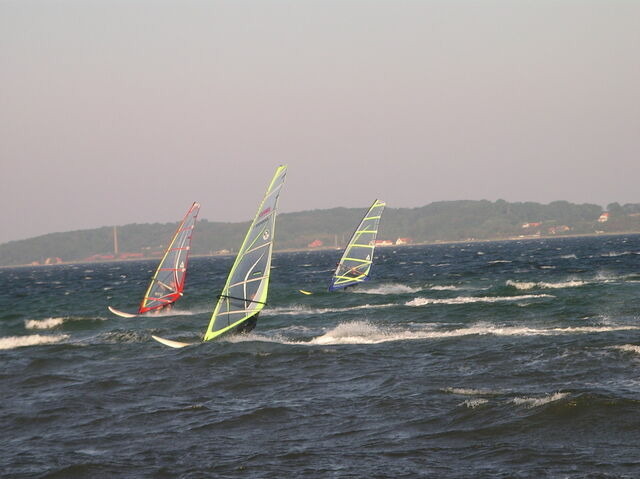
[108,306,138,318]
[329,199,386,291]
[108,202,200,317]
[151,335,193,348]
[152,165,288,348]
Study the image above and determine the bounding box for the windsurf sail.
[138,201,200,314]
[329,199,386,291]
[202,165,288,341]
[108,201,200,317]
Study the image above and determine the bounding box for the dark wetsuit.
[234,314,258,334]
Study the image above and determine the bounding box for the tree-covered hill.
[2,200,639,266]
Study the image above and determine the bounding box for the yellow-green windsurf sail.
[203,165,288,341]
[329,199,386,291]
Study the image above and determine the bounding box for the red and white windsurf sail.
[138,202,200,314]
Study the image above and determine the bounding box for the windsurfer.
[347,266,362,277]
[234,314,259,334]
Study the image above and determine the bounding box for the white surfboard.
[108,306,138,318]
[151,335,193,348]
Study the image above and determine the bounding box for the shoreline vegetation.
[2,200,640,267]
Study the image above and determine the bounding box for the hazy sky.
[1,1,639,244]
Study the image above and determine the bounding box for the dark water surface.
[2,235,640,478]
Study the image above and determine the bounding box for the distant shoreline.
[3,230,639,269]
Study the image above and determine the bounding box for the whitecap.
[506,279,586,290]
[429,285,461,291]
[310,323,640,345]
[613,344,640,355]
[0,334,68,350]
[512,392,568,408]
[444,387,502,396]
[308,321,391,345]
[25,317,66,330]
[462,398,489,408]
[353,283,421,295]
[405,294,553,306]
[262,303,396,317]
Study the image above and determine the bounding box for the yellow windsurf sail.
[329,199,386,291]
[203,165,288,341]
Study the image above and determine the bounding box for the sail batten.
[203,165,287,341]
[329,199,386,291]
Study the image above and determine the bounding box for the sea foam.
[0,334,68,350]
[444,387,502,396]
[353,283,421,295]
[506,280,586,290]
[462,398,489,408]
[305,322,640,346]
[262,303,396,317]
[406,294,553,306]
[25,317,66,330]
[512,392,568,408]
[613,344,640,355]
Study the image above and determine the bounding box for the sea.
[2,234,640,478]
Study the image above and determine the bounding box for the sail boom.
[216,294,267,305]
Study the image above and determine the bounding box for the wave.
[0,334,68,350]
[298,322,640,346]
[429,285,461,291]
[444,387,503,396]
[406,294,553,306]
[612,344,640,355]
[22,310,200,330]
[25,317,66,330]
[512,392,568,408]
[601,251,635,257]
[262,303,396,317]
[462,398,489,408]
[560,254,578,259]
[506,280,587,290]
[307,321,394,345]
[187,322,640,348]
[353,283,421,295]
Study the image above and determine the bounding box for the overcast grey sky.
[1,0,639,244]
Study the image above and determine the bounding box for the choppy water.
[2,235,640,478]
